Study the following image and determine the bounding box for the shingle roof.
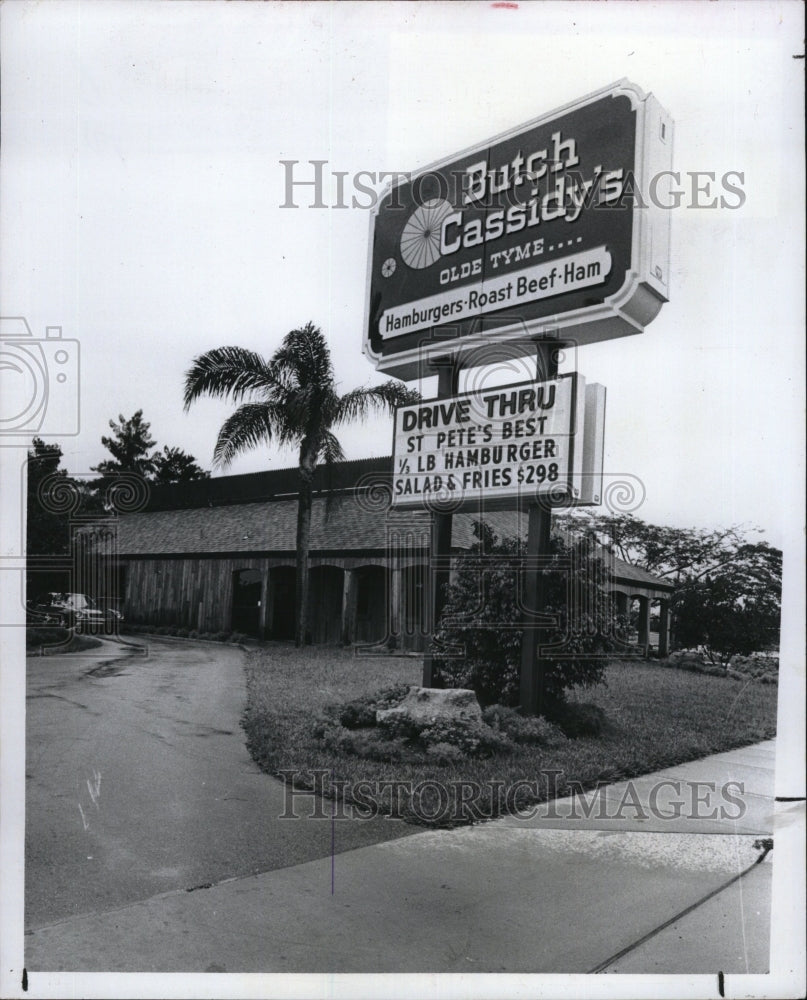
[608,561,675,589]
[116,473,674,593]
[117,495,430,554]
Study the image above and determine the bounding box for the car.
[28,592,124,633]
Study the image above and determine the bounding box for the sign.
[391,374,603,512]
[364,80,673,379]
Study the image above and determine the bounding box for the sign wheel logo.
[399,198,453,269]
[381,257,397,278]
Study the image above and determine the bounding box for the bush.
[549,701,606,738]
[419,718,513,757]
[482,704,567,746]
[338,700,379,730]
[434,522,615,709]
[322,684,517,759]
[317,723,421,764]
[375,710,423,741]
[334,683,411,730]
[728,653,779,680]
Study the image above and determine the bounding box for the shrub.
[419,718,513,757]
[338,700,378,730]
[334,683,411,730]
[728,653,779,679]
[376,712,422,741]
[317,723,420,764]
[550,701,606,738]
[189,629,199,639]
[482,704,567,746]
[434,522,615,709]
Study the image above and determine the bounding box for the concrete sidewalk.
[25,740,778,974]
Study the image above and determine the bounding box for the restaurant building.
[116,457,674,654]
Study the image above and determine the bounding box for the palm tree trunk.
[295,447,316,647]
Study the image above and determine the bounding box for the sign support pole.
[422,355,460,687]
[519,340,560,716]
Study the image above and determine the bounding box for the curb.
[122,631,254,653]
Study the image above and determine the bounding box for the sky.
[1,0,804,552]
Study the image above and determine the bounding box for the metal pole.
[422,355,460,687]
[519,340,560,715]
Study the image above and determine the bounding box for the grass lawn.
[242,644,778,825]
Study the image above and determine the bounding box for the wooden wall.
[123,556,282,633]
[122,553,432,645]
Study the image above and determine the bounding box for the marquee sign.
[391,374,605,512]
[364,80,673,379]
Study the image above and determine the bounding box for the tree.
[434,522,617,711]
[27,438,72,557]
[26,438,101,598]
[553,510,751,585]
[91,410,209,490]
[674,542,782,661]
[554,511,782,658]
[152,446,211,485]
[91,410,157,490]
[183,322,419,646]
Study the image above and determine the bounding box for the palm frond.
[183,347,282,410]
[270,323,335,393]
[212,402,296,468]
[333,381,421,425]
[319,430,346,466]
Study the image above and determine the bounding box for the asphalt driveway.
[25,637,414,930]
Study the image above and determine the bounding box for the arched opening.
[308,565,344,645]
[268,566,296,640]
[354,565,387,644]
[232,568,263,636]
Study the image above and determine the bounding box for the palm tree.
[183,322,420,646]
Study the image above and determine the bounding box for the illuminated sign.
[364,80,673,379]
[391,374,606,512]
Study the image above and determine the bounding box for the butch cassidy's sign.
[364,80,673,378]
[391,374,595,511]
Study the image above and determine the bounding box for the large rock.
[376,686,482,728]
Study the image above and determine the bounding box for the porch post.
[389,565,402,649]
[341,568,357,646]
[637,595,651,657]
[658,598,670,657]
